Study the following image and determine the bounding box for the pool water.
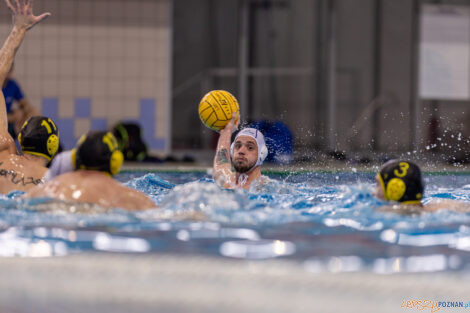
[1,170,470,273]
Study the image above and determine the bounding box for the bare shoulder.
[377,199,470,214]
[0,135,16,154]
[0,153,48,193]
[26,171,155,210]
[81,173,156,210]
[253,175,271,185]
[0,149,11,161]
[424,198,470,213]
[377,204,423,215]
[26,171,80,197]
[33,171,121,190]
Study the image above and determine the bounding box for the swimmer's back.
[26,170,156,210]
[378,199,470,214]
[0,150,47,193]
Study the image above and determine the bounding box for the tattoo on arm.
[216,148,229,165]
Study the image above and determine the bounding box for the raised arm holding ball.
[213,112,239,188]
[199,90,268,189]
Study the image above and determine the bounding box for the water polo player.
[45,129,124,180]
[0,0,57,193]
[376,160,423,205]
[376,160,470,213]
[26,131,155,211]
[213,113,268,189]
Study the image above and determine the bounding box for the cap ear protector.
[113,123,129,151]
[103,132,124,176]
[384,178,406,201]
[72,131,124,176]
[378,160,423,204]
[109,148,124,176]
[259,144,268,162]
[18,117,59,161]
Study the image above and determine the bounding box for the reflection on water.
[0,171,470,272]
[0,227,68,257]
[304,255,364,273]
[176,227,260,241]
[304,254,462,273]
[93,233,150,253]
[220,239,296,259]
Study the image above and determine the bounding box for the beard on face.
[233,159,256,173]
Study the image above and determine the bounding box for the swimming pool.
[1,169,470,273]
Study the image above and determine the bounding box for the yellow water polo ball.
[198,90,239,131]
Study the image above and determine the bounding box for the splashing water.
[0,171,469,272]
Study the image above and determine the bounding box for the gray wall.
[334,0,375,151]
[172,0,239,149]
[172,0,318,150]
[376,0,414,152]
[172,0,470,156]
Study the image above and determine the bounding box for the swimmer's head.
[230,128,268,173]
[71,131,124,176]
[18,116,59,161]
[376,160,423,204]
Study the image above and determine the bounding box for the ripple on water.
[0,171,470,268]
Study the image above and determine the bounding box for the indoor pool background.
[1,170,470,273]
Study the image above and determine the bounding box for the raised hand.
[4,0,51,30]
[220,112,240,135]
[0,0,50,140]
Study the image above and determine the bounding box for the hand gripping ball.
[198,90,239,131]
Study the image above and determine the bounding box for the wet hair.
[377,160,424,204]
[71,131,123,176]
[18,116,59,161]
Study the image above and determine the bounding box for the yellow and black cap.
[18,116,59,161]
[377,160,423,204]
[71,131,124,176]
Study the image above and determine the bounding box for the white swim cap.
[230,128,268,169]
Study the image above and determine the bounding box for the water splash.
[0,171,470,270]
